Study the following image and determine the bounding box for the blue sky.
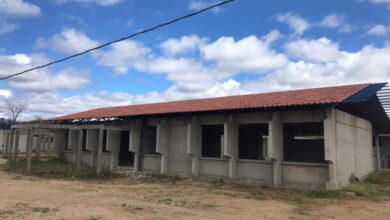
[0,0,390,120]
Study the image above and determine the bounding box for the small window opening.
[141,126,158,155]
[202,125,224,158]
[283,122,325,163]
[82,129,88,152]
[239,124,268,160]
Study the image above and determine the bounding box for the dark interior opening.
[102,130,108,152]
[119,131,134,166]
[239,124,268,160]
[82,129,88,151]
[283,122,325,163]
[141,126,158,154]
[202,124,224,158]
[64,130,70,150]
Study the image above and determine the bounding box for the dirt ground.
[0,159,389,220]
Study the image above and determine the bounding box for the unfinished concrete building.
[5,83,390,190]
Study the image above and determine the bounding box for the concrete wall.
[325,109,374,189]
[237,160,273,185]
[102,153,113,169]
[166,125,192,175]
[81,151,93,166]
[379,137,390,169]
[199,158,229,178]
[282,162,328,190]
[64,151,74,162]
[142,155,161,173]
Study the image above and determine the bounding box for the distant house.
[7,83,390,190]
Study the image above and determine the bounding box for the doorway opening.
[119,131,134,167]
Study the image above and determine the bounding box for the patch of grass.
[4,157,111,180]
[32,207,58,214]
[88,216,103,220]
[310,189,345,199]
[365,171,390,186]
[344,182,379,197]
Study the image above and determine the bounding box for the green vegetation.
[32,207,58,214]
[3,157,111,180]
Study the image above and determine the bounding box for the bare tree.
[6,100,28,124]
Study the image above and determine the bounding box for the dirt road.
[0,159,389,220]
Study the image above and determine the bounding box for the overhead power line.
[0,0,234,81]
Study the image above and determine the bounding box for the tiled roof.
[53,83,370,121]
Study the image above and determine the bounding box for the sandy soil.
[0,159,389,220]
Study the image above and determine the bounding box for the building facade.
[4,83,390,190]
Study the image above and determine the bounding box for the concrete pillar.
[96,128,104,174]
[187,118,202,177]
[156,123,169,175]
[4,132,10,158]
[224,115,239,180]
[54,130,67,159]
[375,135,381,170]
[35,135,41,160]
[12,130,20,162]
[130,120,142,172]
[8,130,14,160]
[268,112,283,186]
[26,129,33,173]
[76,129,83,168]
[87,129,99,167]
[45,136,50,154]
[324,109,339,190]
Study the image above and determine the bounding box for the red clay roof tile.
[53,83,369,121]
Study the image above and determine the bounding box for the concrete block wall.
[325,109,374,189]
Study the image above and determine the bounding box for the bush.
[365,171,390,186]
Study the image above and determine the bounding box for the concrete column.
[375,135,381,170]
[45,136,51,154]
[76,129,83,168]
[324,109,339,190]
[187,118,202,177]
[26,129,33,173]
[268,112,283,186]
[8,130,14,160]
[35,135,41,160]
[130,120,142,172]
[4,132,10,158]
[224,115,239,180]
[54,130,67,159]
[156,123,169,175]
[12,130,20,162]
[96,128,104,174]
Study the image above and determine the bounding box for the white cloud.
[94,40,150,74]
[364,0,390,8]
[201,35,288,73]
[285,38,342,63]
[0,0,41,35]
[319,14,353,32]
[0,89,12,98]
[0,53,90,91]
[55,0,123,6]
[276,12,311,37]
[0,0,41,17]
[160,35,207,55]
[0,21,19,35]
[367,24,390,36]
[188,0,222,14]
[35,28,99,55]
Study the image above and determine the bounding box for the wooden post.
[26,129,33,173]
[96,128,104,174]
